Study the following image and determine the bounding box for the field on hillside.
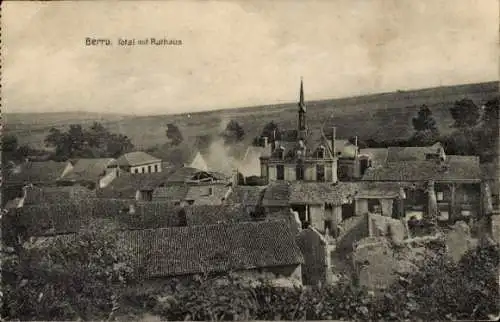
[6,82,498,150]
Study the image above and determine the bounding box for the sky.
[2,0,498,115]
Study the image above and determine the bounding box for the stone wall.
[297,228,332,286]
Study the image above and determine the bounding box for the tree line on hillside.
[2,123,135,164]
[251,97,499,162]
[2,217,498,321]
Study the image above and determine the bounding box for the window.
[277,165,285,180]
[316,164,325,181]
[134,168,139,174]
[296,164,304,180]
[208,187,213,196]
[155,164,159,172]
[141,167,145,173]
[317,147,325,159]
[436,191,444,201]
[276,147,285,159]
[148,165,152,173]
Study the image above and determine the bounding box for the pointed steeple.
[299,77,306,113]
[298,77,307,134]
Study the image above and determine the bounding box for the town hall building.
[259,79,339,183]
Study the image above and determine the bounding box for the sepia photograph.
[1,0,499,320]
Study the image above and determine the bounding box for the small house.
[111,151,163,174]
[58,158,117,188]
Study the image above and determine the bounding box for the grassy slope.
[5,81,498,150]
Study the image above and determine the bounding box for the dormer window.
[318,146,325,159]
[276,146,285,159]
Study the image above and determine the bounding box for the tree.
[412,105,438,133]
[166,124,184,146]
[222,120,245,144]
[44,123,134,160]
[1,220,138,321]
[411,105,439,145]
[450,98,481,128]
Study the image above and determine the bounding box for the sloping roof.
[361,156,481,182]
[115,151,161,167]
[386,142,443,162]
[125,220,304,278]
[96,166,183,199]
[183,204,253,225]
[184,184,232,205]
[152,185,190,202]
[355,182,404,199]
[226,186,266,206]
[5,161,68,184]
[270,129,335,160]
[186,171,229,183]
[151,143,200,167]
[165,166,202,183]
[359,148,389,166]
[60,158,115,182]
[288,182,359,205]
[262,182,292,207]
[9,199,184,237]
[23,185,96,205]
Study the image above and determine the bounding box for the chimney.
[232,168,239,187]
[331,127,336,156]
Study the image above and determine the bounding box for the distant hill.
[5,81,498,150]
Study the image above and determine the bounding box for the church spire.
[298,77,307,134]
[299,77,306,113]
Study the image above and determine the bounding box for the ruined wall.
[356,199,369,216]
[297,228,331,286]
[309,204,325,231]
[492,214,500,244]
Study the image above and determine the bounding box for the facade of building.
[259,80,339,183]
[112,151,163,174]
[361,153,484,221]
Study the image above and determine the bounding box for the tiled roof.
[186,171,229,183]
[355,182,404,199]
[152,185,190,202]
[60,158,115,182]
[165,167,202,183]
[361,156,481,182]
[183,204,253,225]
[23,185,96,205]
[184,184,232,205]
[115,151,161,167]
[9,199,184,237]
[288,182,359,205]
[5,161,68,184]
[359,148,389,166]
[96,167,181,199]
[124,220,304,278]
[262,182,292,206]
[386,142,443,162]
[270,129,335,160]
[226,186,266,206]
